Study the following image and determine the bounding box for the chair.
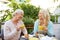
[1,29,4,40]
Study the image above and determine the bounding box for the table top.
[20,34,57,40]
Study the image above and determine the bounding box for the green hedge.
[50,15,58,23]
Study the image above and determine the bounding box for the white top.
[3,20,27,40]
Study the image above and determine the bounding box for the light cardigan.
[3,20,27,40]
[33,19,54,36]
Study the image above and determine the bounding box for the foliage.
[8,0,31,3]
[25,0,31,3]
[19,3,40,20]
[23,17,34,25]
[8,0,21,11]
[50,16,55,22]
[0,10,12,31]
[9,2,40,25]
[27,28,33,34]
[0,10,12,22]
[50,15,58,23]
[8,2,40,33]
[9,2,40,19]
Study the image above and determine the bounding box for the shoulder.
[4,20,11,25]
[49,21,53,24]
[3,20,12,29]
[48,21,53,26]
[35,19,39,23]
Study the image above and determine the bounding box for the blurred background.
[0,0,60,40]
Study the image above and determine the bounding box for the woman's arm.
[22,27,29,38]
[48,21,54,36]
[34,20,39,36]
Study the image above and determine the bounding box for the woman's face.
[38,13,44,20]
[14,13,24,21]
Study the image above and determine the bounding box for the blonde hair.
[38,9,50,26]
[39,9,50,21]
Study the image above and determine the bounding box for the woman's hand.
[44,27,48,31]
[35,32,39,37]
[24,34,29,39]
[20,26,24,30]
[16,25,25,31]
[16,26,20,31]
[20,24,25,30]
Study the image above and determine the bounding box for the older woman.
[3,9,28,40]
[33,9,55,37]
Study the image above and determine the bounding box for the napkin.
[40,36,52,40]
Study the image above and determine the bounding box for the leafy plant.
[0,10,12,22]
[9,2,40,25]
[23,17,34,25]
[20,3,40,20]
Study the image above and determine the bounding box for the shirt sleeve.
[21,21,28,34]
[48,21,54,36]
[33,20,39,35]
[22,27,28,34]
[4,22,19,40]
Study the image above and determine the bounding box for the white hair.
[13,9,24,16]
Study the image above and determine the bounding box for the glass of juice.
[38,26,44,30]
[20,24,25,29]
